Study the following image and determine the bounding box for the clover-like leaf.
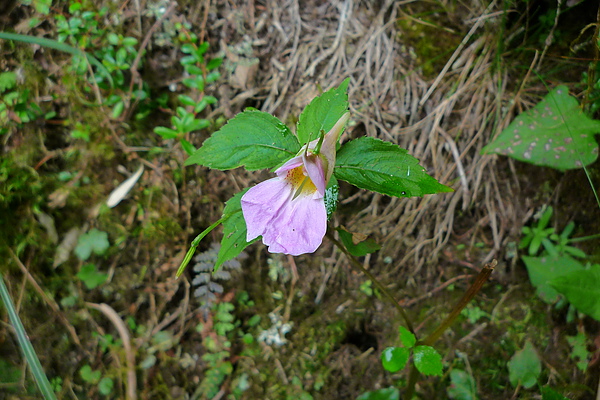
[98,377,114,395]
[482,86,600,170]
[507,341,541,389]
[76,264,108,289]
[74,229,110,261]
[0,71,16,92]
[79,365,101,384]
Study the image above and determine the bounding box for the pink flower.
[241,113,350,255]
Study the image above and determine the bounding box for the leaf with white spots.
[482,86,600,171]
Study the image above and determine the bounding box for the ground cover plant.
[1,0,600,399]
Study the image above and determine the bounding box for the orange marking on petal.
[286,166,317,195]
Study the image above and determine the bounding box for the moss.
[397,9,462,79]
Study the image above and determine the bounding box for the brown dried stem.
[404,259,497,400]
[326,229,415,333]
[86,302,137,400]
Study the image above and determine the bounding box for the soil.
[1,0,599,399]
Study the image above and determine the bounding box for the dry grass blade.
[86,302,137,400]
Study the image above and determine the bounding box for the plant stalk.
[420,260,497,346]
[0,272,58,400]
[176,217,224,277]
[403,260,496,400]
[326,230,415,333]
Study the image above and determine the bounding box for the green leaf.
[337,227,381,257]
[398,326,416,348]
[447,369,478,400]
[335,137,453,197]
[507,341,541,389]
[215,189,256,271]
[187,119,210,132]
[413,345,443,376]
[79,365,101,384]
[111,100,124,119]
[98,377,113,395]
[76,264,108,289]
[356,387,399,400]
[154,126,178,139]
[541,386,571,400]
[296,78,349,145]
[181,139,196,156]
[75,229,110,261]
[185,110,300,171]
[482,86,600,171]
[207,57,223,71]
[0,71,16,92]
[380,347,410,373]
[522,254,584,303]
[178,95,196,107]
[567,332,590,372]
[550,266,600,321]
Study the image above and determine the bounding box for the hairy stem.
[326,230,415,333]
[420,260,497,346]
[403,260,496,400]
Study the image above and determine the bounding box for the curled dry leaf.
[53,226,82,268]
[106,165,144,208]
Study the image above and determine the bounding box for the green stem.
[568,232,600,243]
[176,217,224,278]
[0,272,58,400]
[404,364,420,400]
[326,230,415,333]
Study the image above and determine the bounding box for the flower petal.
[275,156,303,177]
[302,154,326,196]
[241,178,293,241]
[261,194,327,256]
[311,111,350,181]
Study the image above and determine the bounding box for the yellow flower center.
[286,166,317,197]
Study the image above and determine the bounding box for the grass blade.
[0,31,113,87]
[0,272,58,400]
